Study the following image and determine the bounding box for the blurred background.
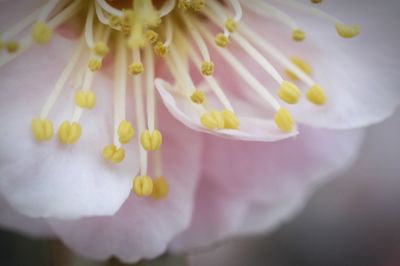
[0,111,399,266]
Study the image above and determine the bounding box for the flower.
[0,0,399,263]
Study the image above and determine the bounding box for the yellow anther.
[153,41,168,57]
[274,108,295,133]
[31,21,52,45]
[133,176,153,197]
[278,81,302,104]
[306,84,327,105]
[191,90,206,104]
[140,130,162,151]
[225,18,238,33]
[5,41,19,53]
[292,29,306,42]
[200,110,225,130]
[118,120,135,144]
[191,0,206,11]
[88,58,102,72]
[215,33,230,48]
[146,30,159,44]
[151,176,169,200]
[93,42,109,57]
[58,121,82,144]
[75,90,96,109]
[109,15,121,28]
[102,144,125,163]
[201,61,214,76]
[128,62,144,75]
[31,118,54,141]
[178,0,191,9]
[285,57,313,81]
[310,0,322,3]
[335,23,360,38]
[222,110,240,130]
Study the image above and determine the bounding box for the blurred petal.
[201,126,364,204]
[0,195,53,237]
[170,178,308,252]
[48,109,203,263]
[0,35,138,219]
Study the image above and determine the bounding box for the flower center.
[0,0,360,201]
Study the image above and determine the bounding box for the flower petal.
[201,126,364,204]
[169,177,308,252]
[0,195,53,237]
[48,108,203,263]
[244,0,400,128]
[155,78,298,141]
[0,35,138,219]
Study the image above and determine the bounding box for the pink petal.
[48,108,203,263]
[155,78,298,141]
[0,0,43,33]
[0,35,138,219]
[200,126,364,204]
[170,127,363,251]
[244,0,400,128]
[170,178,308,252]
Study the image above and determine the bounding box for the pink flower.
[0,0,399,263]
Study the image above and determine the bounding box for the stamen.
[38,0,60,20]
[306,84,327,105]
[31,21,53,45]
[277,81,301,104]
[39,36,85,119]
[201,110,225,130]
[140,130,163,151]
[228,0,243,21]
[241,1,298,31]
[5,41,19,53]
[151,176,169,200]
[1,6,41,40]
[0,0,84,67]
[231,33,284,84]
[274,108,295,133]
[191,90,206,104]
[222,109,240,130]
[187,46,235,111]
[181,13,214,72]
[133,176,153,197]
[285,57,312,81]
[84,3,96,49]
[31,118,54,141]
[240,23,328,106]
[133,66,148,176]
[276,0,360,38]
[191,0,206,12]
[102,144,126,163]
[159,0,177,17]
[145,45,156,132]
[129,48,144,75]
[196,22,281,111]
[96,0,123,17]
[164,16,173,47]
[58,121,82,144]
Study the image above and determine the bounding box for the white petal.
[0,35,138,219]
[48,108,203,263]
